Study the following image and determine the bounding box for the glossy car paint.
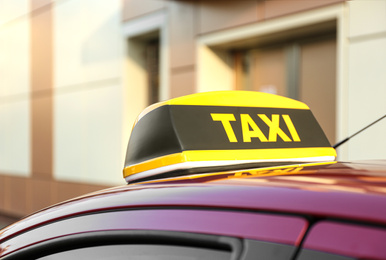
[1,161,386,258]
[302,221,386,259]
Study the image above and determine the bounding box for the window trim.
[121,10,170,156]
[122,10,169,103]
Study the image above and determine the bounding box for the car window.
[37,244,230,260]
[240,239,296,260]
[296,249,354,260]
[37,239,299,260]
[2,229,303,260]
[1,230,240,260]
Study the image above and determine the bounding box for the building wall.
[53,0,124,185]
[0,0,31,219]
[346,0,386,160]
[0,0,385,219]
[0,0,30,178]
[0,0,124,219]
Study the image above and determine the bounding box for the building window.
[234,33,336,144]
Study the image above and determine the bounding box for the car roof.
[2,161,386,243]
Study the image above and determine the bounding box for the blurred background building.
[0,0,385,224]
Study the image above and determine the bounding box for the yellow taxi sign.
[124,91,336,183]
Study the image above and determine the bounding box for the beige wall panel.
[27,178,54,214]
[54,85,125,186]
[198,1,260,34]
[170,69,195,98]
[54,0,124,186]
[169,1,197,69]
[345,0,386,160]
[264,0,344,20]
[0,16,30,97]
[54,0,122,88]
[0,0,29,23]
[348,0,386,38]
[3,176,28,217]
[122,0,165,21]
[0,100,30,176]
[347,37,386,160]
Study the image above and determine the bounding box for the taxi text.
[211,113,301,143]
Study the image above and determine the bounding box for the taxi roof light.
[123,91,336,183]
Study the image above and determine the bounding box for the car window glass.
[37,244,231,260]
[296,249,354,260]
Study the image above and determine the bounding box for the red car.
[1,91,385,260]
